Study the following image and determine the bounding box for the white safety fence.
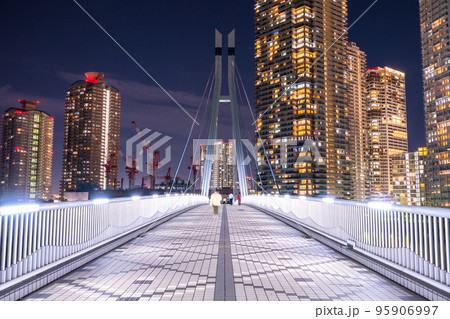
[0,194,207,284]
[243,195,450,287]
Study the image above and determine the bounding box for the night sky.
[0,0,423,192]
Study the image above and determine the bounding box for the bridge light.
[0,204,40,215]
[93,198,109,205]
[132,196,141,201]
[368,201,392,210]
[299,196,307,201]
[284,194,290,198]
[166,194,171,197]
[322,197,334,204]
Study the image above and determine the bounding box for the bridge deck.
[25,205,423,301]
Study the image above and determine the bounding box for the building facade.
[255,0,350,198]
[392,147,427,206]
[213,141,234,190]
[200,141,234,191]
[61,72,121,195]
[419,0,450,207]
[367,67,408,200]
[347,42,369,201]
[0,100,54,201]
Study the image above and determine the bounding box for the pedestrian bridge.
[0,195,449,301]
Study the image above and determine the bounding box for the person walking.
[237,193,242,206]
[210,191,222,215]
[228,193,234,205]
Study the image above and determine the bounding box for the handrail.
[243,195,450,287]
[0,194,207,284]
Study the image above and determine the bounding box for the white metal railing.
[243,195,450,287]
[0,194,207,284]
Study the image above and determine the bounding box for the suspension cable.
[234,61,281,195]
[234,62,276,193]
[170,65,215,194]
[234,74,256,190]
[186,67,215,192]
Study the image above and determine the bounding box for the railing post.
[17,213,24,277]
[0,216,6,284]
[401,211,406,266]
[423,214,429,276]
[41,211,46,266]
[428,215,433,275]
[12,215,19,279]
[393,211,398,262]
[419,212,424,274]
[439,217,445,283]
[6,215,13,281]
[36,211,42,269]
[445,217,450,285]
[433,216,439,280]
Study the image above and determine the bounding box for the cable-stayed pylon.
[201,29,248,197]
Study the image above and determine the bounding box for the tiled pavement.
[24,204,424,301]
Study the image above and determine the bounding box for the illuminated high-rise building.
[200,141,234,191]
[347,42,369,201]
[255,0,350,198]
[367,67,408,200]
[61,72,121,194]
[392,147,427,206]
[419,0,450,207]
[0,100,54,201]
[213,141,234,190]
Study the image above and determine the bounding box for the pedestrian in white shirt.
[228,193,234,205]
[210,191,222,215]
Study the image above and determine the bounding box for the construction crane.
[125,161,139,189]
[131,120,151,153]
[187,156,198,193]
[91,132,118,190]
[141,166,172,189]
[118,149,139,190]
[147,150,160,189]
[164,167,172,184]
[109,134,138,189]
[103,152,118,190]
[132,120,163,189]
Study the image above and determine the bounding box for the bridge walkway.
[24,204,423,301]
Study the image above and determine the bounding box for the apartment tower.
[367,67,408,200]
[392,147,427,206]
[200,141,234,191]
[419,0,450,207]
[61,72,120,194]
[0,100,54,201]
[255,0,350,198]
[213,141,234,190]
[347,42,369,201]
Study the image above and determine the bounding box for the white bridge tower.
[201,30,248,197]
